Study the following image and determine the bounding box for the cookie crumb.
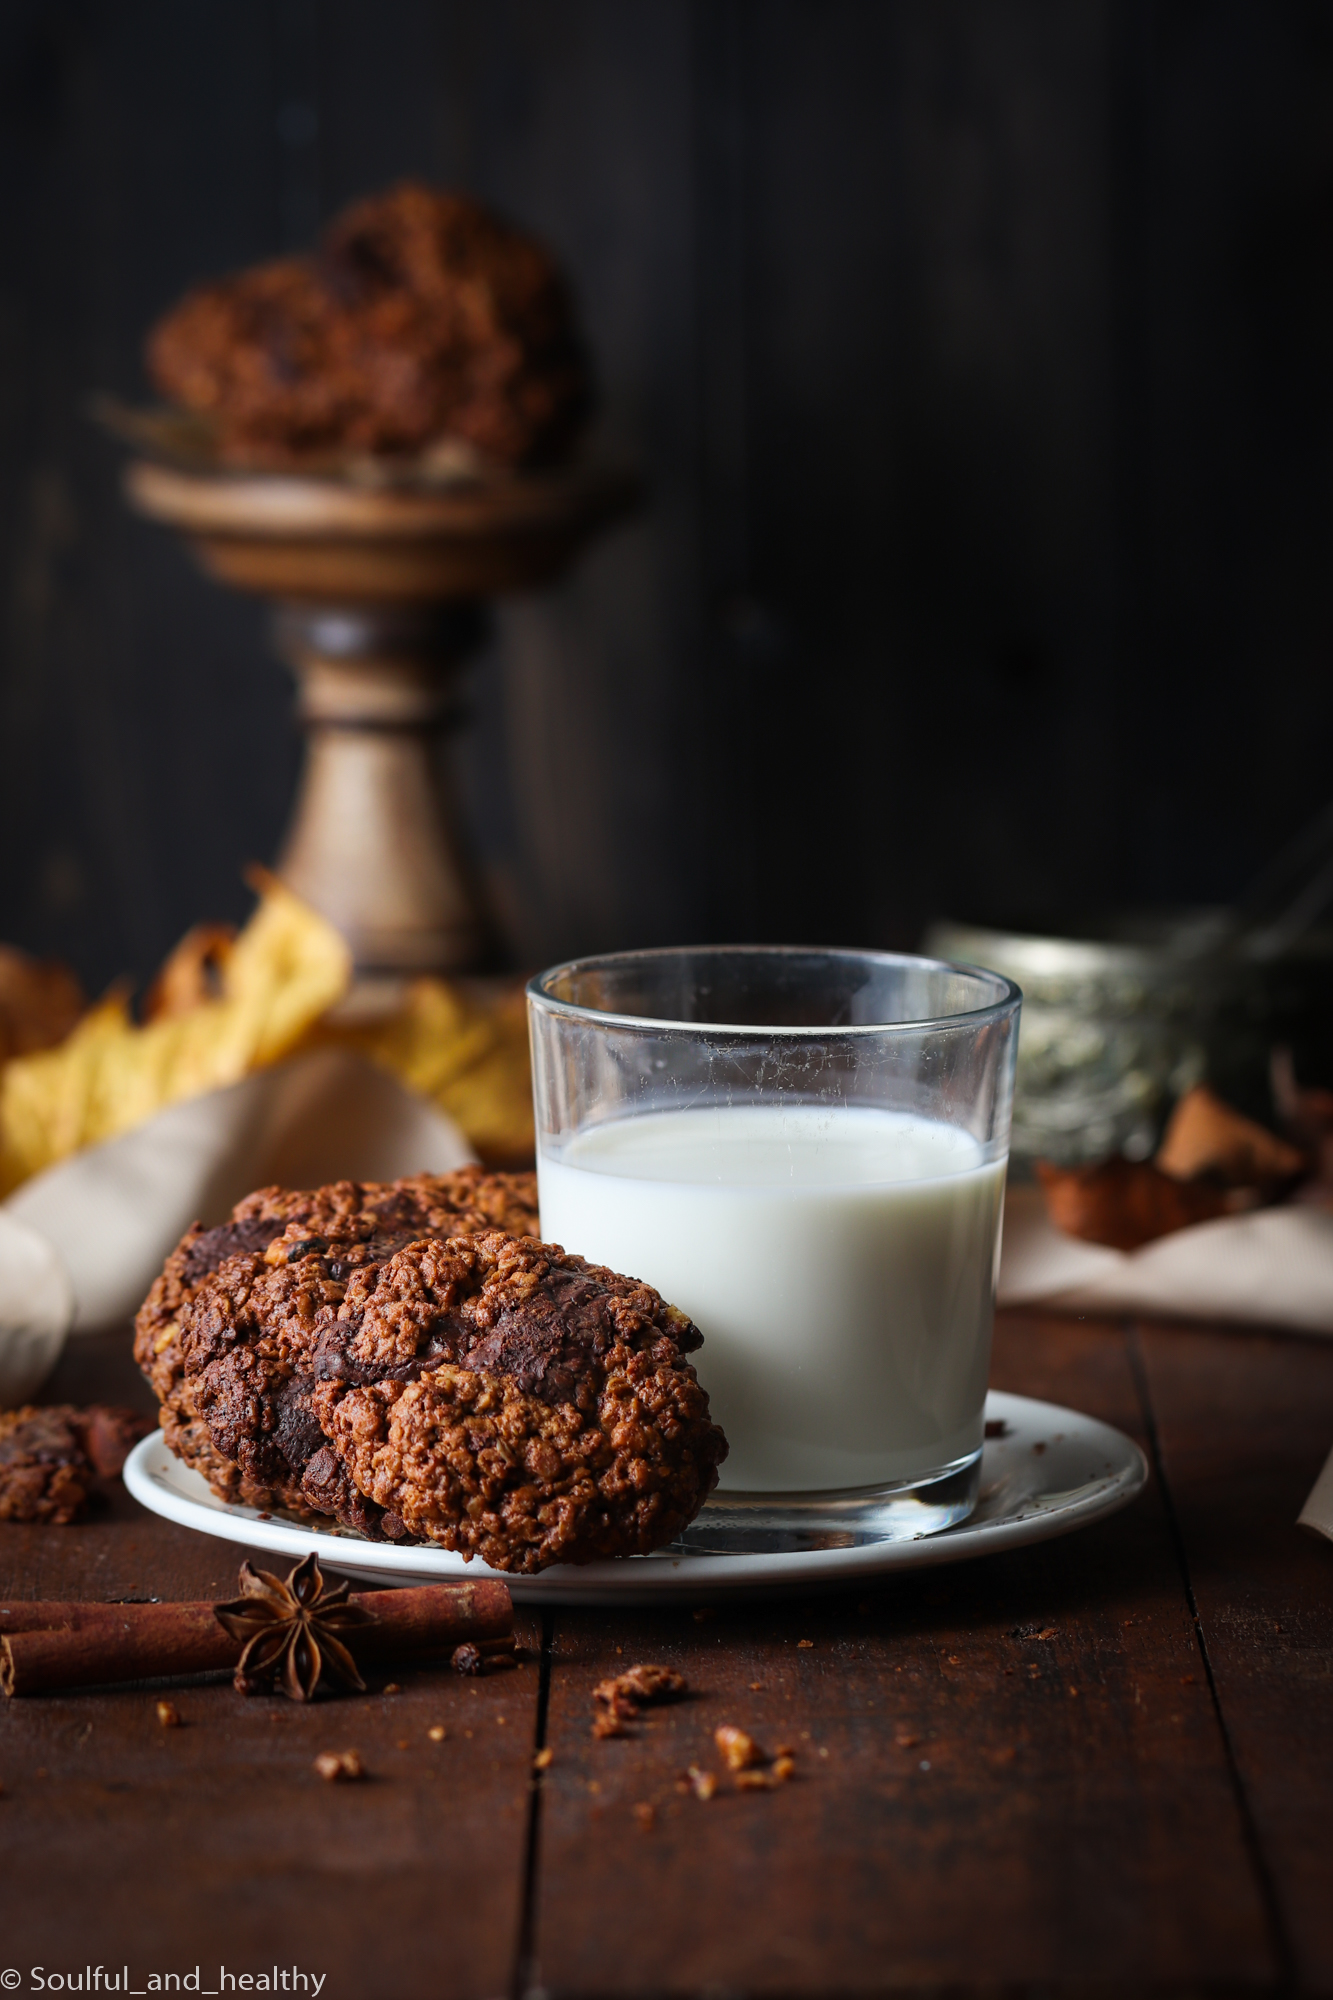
[533,1747,554,1771]
[797,1639,814,1649]
[155,1700,181,1729]
[427,1725,446,1743]
[748,1681,763,1691]
[682,1765,717,1800]
[731,1740,796,1790]
[715,1725,763,1771]
[592,1662,687,1738]
[595,1663,688,1708]
[314,1749,363,1783]
[383,1683,401,1695]
[895,1731,921,1748]
[453,1638,518,1676]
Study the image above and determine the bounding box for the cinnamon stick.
[0,1579,512,1697]
[0,1602,166,1636]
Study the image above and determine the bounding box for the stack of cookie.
[135,1170,726,1573]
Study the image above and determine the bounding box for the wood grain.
[0,1332,538,2000]
[530,1314,1276,1996]
[7,1311,1333,1994]
[1137,1320,1333,1994]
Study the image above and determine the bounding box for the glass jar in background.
[928,913,1333,1167]
[925,920,1202,1166]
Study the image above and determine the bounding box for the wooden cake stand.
[126,458,635,976]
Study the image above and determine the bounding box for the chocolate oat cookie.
[306,1234,728,1569]
[134,1168,539,1512]
[148,182,589,468]
[167,1216,726,1570]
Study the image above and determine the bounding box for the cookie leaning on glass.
[134,1171,728,1572]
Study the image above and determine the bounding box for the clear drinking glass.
[527,947,1021,1552]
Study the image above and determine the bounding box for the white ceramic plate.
[123,1390,1146,1604]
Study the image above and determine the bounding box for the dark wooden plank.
[0,1330,537,2000]
[1110,6,1333,908]
[1137,1319,1333,1995]
[424,0,705,969]
[529,1313,1274,1996]
[731,0,1123,947]
[0,0,298,992]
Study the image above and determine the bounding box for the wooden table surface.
[2,1309,1330,2000]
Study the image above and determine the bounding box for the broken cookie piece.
[0,1404,151,1525]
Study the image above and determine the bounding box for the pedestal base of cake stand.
[272,601,487,976]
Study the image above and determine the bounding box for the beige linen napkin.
[1298,1449,1333,1546]
[1000,1182,1333,1541]
[999,1184,1333,1335]
[0,1047,475,1393]
[0,1209,74,1403]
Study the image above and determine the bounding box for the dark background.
[1,0,1330,997]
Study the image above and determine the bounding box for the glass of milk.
[528,947,1020,1550]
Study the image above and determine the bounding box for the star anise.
[213,1553,376,1702]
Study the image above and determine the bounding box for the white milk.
[537,1103,1006,1493]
